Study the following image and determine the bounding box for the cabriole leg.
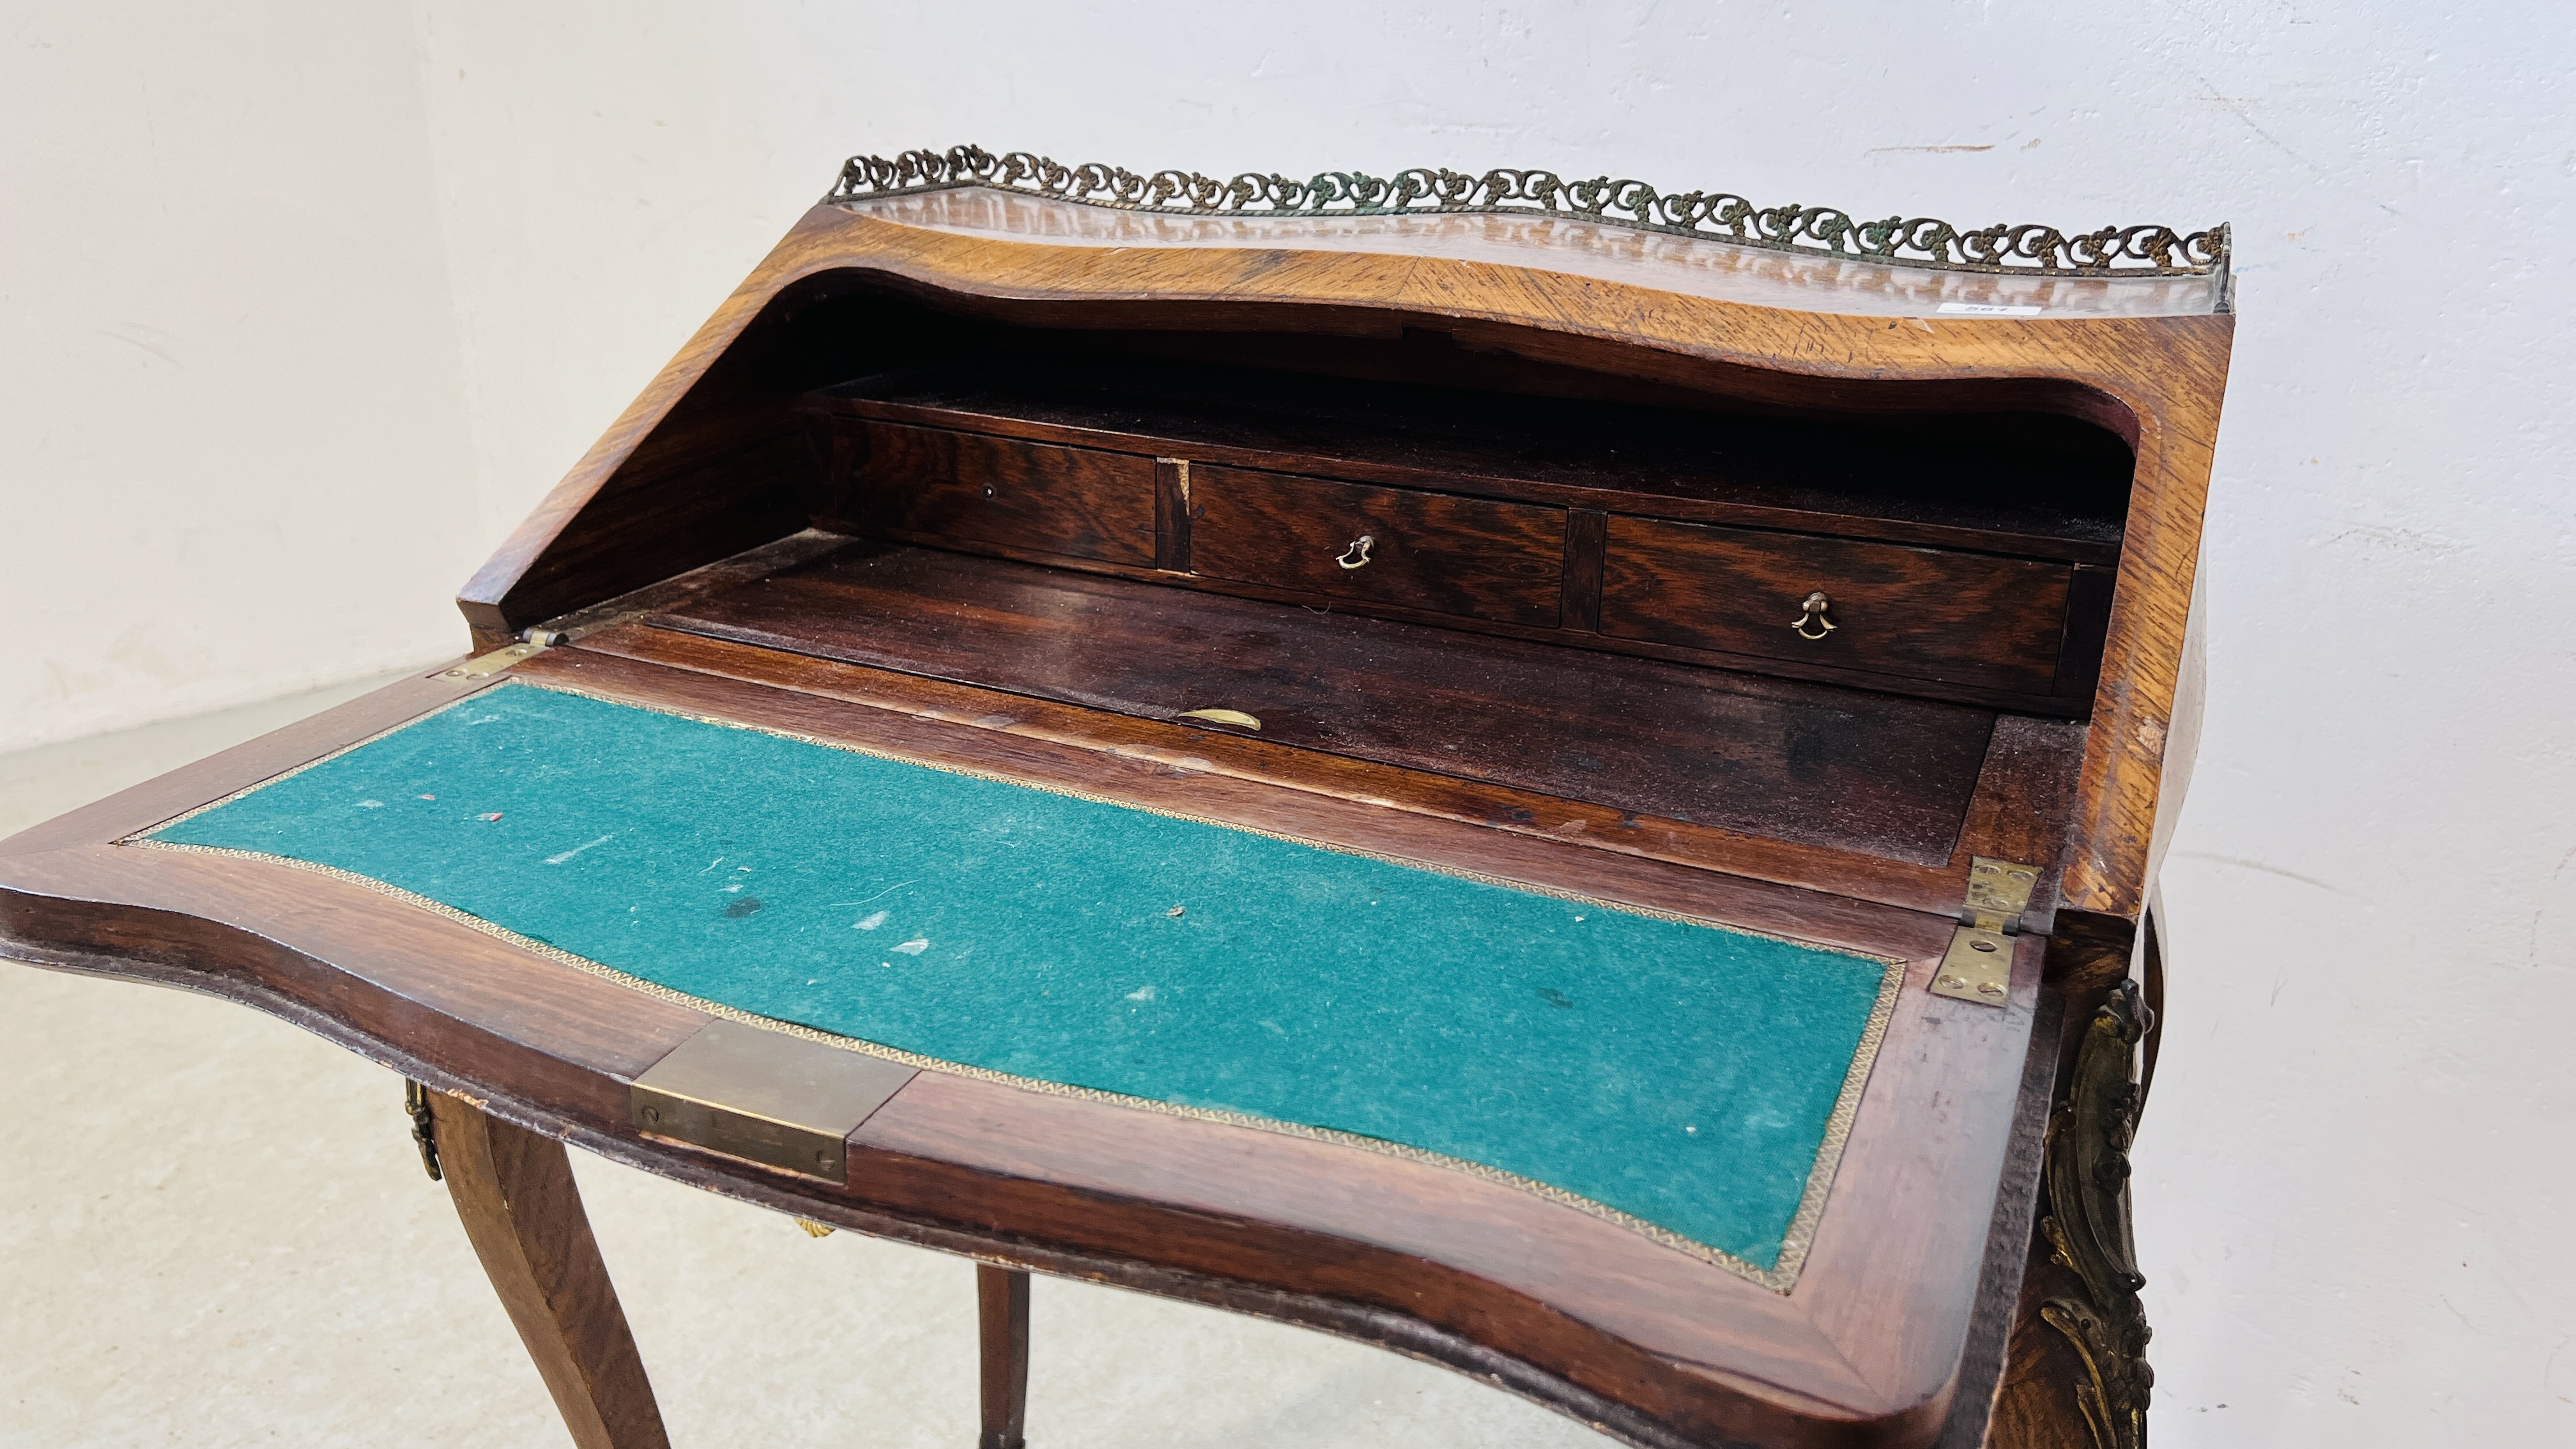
[421,1085,671,1449]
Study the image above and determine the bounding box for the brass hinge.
[438,628,565,682]
[1929,857,2041,1007]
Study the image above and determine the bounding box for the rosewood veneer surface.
[650,542,1999,866]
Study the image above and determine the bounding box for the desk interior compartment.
[790,291,2135,716]
[636,540,2005,869]
[1187,466,1568,628]
[1599,517,2079,694]
[825,418,1158,566]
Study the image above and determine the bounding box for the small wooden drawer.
[1190,467,1566,627]
[834,420,1156,566]
[1599,518,2073,693]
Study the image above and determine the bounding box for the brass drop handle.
[1791,591,1837,640]
[1335,534,1375,570]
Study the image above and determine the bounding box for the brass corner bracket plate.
[438,628,572,683]
[631,1020,918,1181]
[440,641,544,680]
[1929,857,2041,1006]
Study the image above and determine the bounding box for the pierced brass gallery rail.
[831,144,2230,279]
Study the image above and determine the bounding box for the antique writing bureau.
[0,148,2232,1449]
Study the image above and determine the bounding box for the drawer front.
[1599,518,2073,693]
[839,421,1156,566]
[1191,466,1566,627]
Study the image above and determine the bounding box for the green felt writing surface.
[151,682,1896,1278]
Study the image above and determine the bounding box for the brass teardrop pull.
[1335,535,1375,569]
[1791,591,1837,640]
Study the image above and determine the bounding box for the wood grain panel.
[810,364,2129,566]
[826,419,1156,565]
[2053,563,2117,701]
[1562,507,1607,632]
[1930,987,2063,1449]
[777,522,2100,717]
[1602,518,2074,694]
[976,1265,1031,1449]
[1955,715,2090,930]
[470,431,819,639]
[572,622,1981,917]
[1190,466,1566,627]
[1153,457,1191,571]
[651,544,1992,865]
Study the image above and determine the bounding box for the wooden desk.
[0,147,2232,1449]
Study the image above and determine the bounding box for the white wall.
[13,2,2575,1442]
[0,3,483,753]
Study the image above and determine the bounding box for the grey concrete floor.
[1,677,1609,1448]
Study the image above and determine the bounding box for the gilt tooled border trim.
[126,678,1905,1292]
[829,143,2230,279]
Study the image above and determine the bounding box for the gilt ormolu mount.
[1,146,2227,1448]
[2040,981,2156,1448]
